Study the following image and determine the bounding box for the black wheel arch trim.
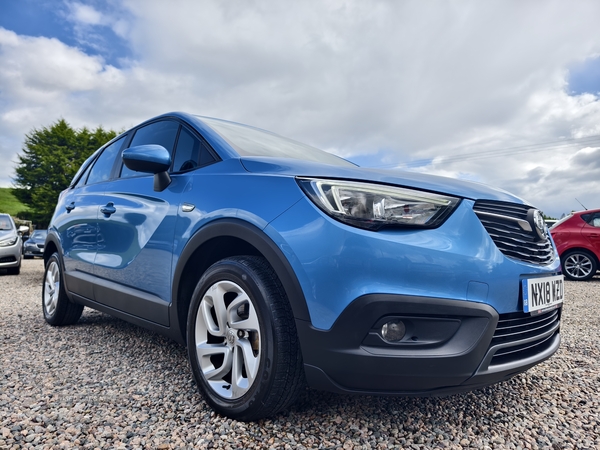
[171,219,311,343]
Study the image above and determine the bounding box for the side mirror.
[122,145,172,192]
[18,226,29,235]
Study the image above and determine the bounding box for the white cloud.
[67,2,105,26]
[1,0,600,218]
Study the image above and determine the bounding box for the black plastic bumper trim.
[298,293,560,394]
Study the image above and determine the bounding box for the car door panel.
[92,175,185,325]
[582,213,600,256]
[53,184,104,299]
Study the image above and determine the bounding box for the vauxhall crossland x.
[43,112,564,420]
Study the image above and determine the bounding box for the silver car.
[0,214,22,275]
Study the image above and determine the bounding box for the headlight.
[297,178,460,230]
[0,236,18,247]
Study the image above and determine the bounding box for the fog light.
[381,320,406,342]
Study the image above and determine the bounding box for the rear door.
[56,136,126,299]
[582,212,600,257]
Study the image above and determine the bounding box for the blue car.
[43,112,563,420]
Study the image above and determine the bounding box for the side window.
[86,137,125,185]
[120,120,179,178]
[172,127,216,172]
[73,162,94,188]
[592,213,600,228]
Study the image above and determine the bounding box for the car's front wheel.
[43,253,84,325]
[561,250,598,281]
[187,256,304,421]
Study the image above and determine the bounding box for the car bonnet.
[240,157,528,204]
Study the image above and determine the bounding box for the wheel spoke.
[199,298,222,336]
[239,339,260,382]
[45,270,54,290]
[196,343,232,381]
[210,283,229,333]
[199,283,231,337]
[44,262,60,316]
[231,339,259,398]
[227,294,260,332]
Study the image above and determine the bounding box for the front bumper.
[297,294,560,394]
[0,245,22,268]
[23,244,44,257]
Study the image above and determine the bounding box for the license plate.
[522,275,564,314]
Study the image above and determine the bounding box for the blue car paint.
[45,111,563,410]
[265,196,560,329]
[122,144,172,171]
[240,156,525,204]
[53,111,556,330]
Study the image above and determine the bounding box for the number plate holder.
[522,275,564,314]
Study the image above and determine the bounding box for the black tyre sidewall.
[561,251,597,281]
[187,258,279,420]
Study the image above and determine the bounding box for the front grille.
[0,256,17,263]
[473,200,555,265]
[489,308,560,366]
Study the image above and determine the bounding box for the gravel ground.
[1,259,599,449]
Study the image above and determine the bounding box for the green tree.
[13,119,118,227]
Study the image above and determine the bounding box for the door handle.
[65,202,75,212]
[100,202,116,216]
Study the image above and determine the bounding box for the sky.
[0,0,599,219]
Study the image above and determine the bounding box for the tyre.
[187,256,304,421]
[43,253,84,325]
[7,263,20,275]
[561,250,598,281]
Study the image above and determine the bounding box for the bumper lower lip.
[0,256,21,267]
[296,293,561,395]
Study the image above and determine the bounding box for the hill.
[0,187,30,217]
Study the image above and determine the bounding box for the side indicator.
[182,203,195,213]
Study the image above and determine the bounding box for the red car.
[550,209,600,281]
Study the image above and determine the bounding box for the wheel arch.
[172,219,310,345]
[43,234,60,265]
[561,246,600,264]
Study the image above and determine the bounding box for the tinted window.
[87,137,125,185]
[73,160,94,188]
[70,149,100,187]
[121,120,179,178]
[200,117,356,167]
[172,127,215,172]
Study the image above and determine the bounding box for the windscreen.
[200,117,356,167]
[0,216,14,230]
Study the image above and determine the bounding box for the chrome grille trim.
[473,200,555,265]
[489,308,561,366]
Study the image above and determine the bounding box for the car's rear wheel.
[43,253,84,325]
[187,256,304,421]
[561,250,597,281]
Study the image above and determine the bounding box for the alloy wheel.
[44,260,60,317]
[564,253,594,280]
[194,280,261,399]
